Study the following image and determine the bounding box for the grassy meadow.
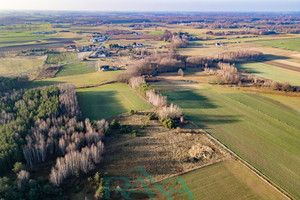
[251,37,300,52]
[155,160,287,200]
[151,81,300,199]
[76,83,152,119]
[0,55,47,75]
[236,62,300,86]
[46,52,79,64]
[55,60,96,77]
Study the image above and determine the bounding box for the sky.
[1,0,299,12]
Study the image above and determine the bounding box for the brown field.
[100,111,230,182]
[264,60,300,72]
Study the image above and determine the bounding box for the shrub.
[119,125,131,134]
[178,68,184,77]
[110,119,120,129]
[132,130,137,138]
[271,81,282,90]
[146,112,157,120]
[130,110,137,115]
[157,104,182,120]
[161,118,175,129]
[281,82,293,92]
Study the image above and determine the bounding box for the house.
[215,42,220,46]
[99,65,109,71]
[136,44,143,47]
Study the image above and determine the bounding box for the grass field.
[151,81,300,199]
[251,37,300,52]
[262,93,300,113]
[46,52,79,64]
[0,55,46,75]
[31,70,122,88]
[55,60,96,77]
[76,83,151,119]
[155,160,286,200]
[236,62,300,86]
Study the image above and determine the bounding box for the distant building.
[99,65,109,71]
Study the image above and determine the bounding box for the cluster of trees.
[215,50,263,62]
[50,140,104,186]
[117,51,184,82]
[161,30,189,48]
[0,86,62,174]
[205,29,279,36]
[128,76,182,129]
[186,50,263,69]
[0,174,60,200]
[0,76,29,93]
[213,62,240,84]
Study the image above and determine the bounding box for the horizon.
[1,0,300,12]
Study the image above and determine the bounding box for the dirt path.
[264,60,300,72]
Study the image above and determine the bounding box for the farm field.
[236,62,300,86]
[0,55,47,75]
[262,93,300,113]
[251,37,300,52]
[55,60,96,77]
[46,52,79,64]
[155,160,287,200]
[31,70,121,88]
[151,80,300,199]
[76,83,151,119]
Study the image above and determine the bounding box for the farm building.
[98,65,110,72]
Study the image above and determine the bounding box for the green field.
[251,37,300,52]
[76,83,152,119]
[148,30,164,35]
[152,82,300,199]
[55,60,96,77]
[236,62,300,86]
[0,55,46,75]
[46,52,79,64]
[156,160,286,200]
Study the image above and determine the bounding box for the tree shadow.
[164,90,241,129]
[76,90,128,120]
[166,90,218,109]
[263,54,290,61]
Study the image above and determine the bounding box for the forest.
[0,82,107,200]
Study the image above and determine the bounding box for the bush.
[157,104,182,120]
[12,162,25,173]
[130,110,137,115]
[161,118,175,129]
[132,130,137,138]
[146,112,157,120]
[110,119,120,129]
[119,125,131,134]
[281,82,293,92]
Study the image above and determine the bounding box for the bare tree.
[17,170,30,190]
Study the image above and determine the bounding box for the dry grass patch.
[101,111,230,184]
